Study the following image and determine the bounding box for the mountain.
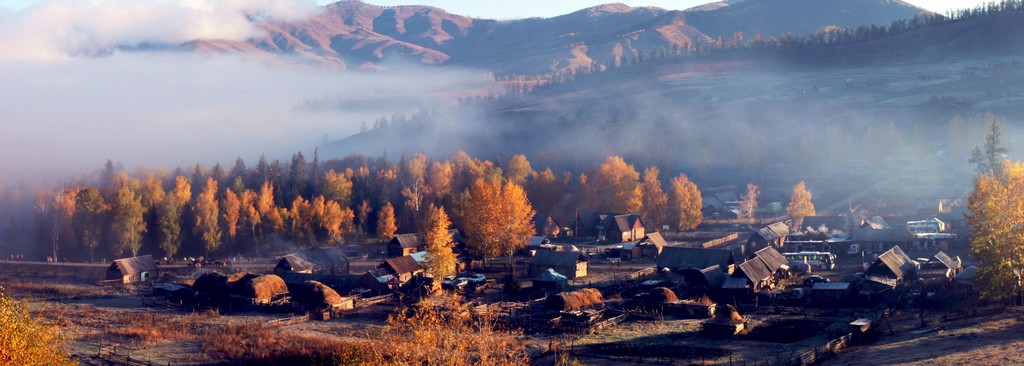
[176,0,930,74]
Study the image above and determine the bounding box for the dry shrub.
[291,281,342,308]
[713,304,744,324]
[645,287,678,303]
[549,288,604,311]
[687,295,713,306]
[203,323,371,365]
[0,287,75,366]
[240,275,288,303]
[105,312,204,346]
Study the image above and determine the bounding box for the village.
[0,176,992,366]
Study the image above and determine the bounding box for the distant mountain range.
[177,0,929,74]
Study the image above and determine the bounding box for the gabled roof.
[802,216,851,232]
[278,271,349,289]
[278,247,349,272]
[110,255,158,276]
[639,232,668,248]
[530,250,586,268]
[722,277,748,289]
[865,246,916,281]
[657,247,734,271]
[753,247,788,272]
[363,269,395,284]
[382,256,422,275]
[391,233,423,249]
[533,213,560,234]
[754,222,789,241]
[852,228,908,242]
[861,216,890,229]
[736,257,773,283]
[933,251,958,270]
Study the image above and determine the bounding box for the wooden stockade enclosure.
[700,233,740,248]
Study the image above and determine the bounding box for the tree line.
[1,153,705,262]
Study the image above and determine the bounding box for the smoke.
[0,52,492,183]
[0,0,320,62]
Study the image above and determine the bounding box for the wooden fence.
[702,215,790,226]
[266,313,309,326]
[354,293,394,308]
[98,344,168,366]
[701,233,741,248]
[587,267,656,288]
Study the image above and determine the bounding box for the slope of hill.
[171,0,930,75]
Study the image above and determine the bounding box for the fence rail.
[98,344,167,366]
[702,215,790,226]
[266,313,309,326]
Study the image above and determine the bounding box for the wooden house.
[388,233,423,257]
[275,247,350,275]
[864,246,916,287]
[852,228,910,253]
[106,255,159,284]
[812,282,854,305]
[747,222,789,252]
[637,232,668,258]
[731,247,790,292]
[657,247,736,275]
[528,250,588,279]
[356,269,396,295]
[533,213,562,238]
[379,255,423,284]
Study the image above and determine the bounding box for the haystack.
[291,280,343,309]
[548,288,604,311]
[645,287,678,303]
[192,271,229,294]
[713,304,744,324]
[227,272,260,292]
[240,275,289,303]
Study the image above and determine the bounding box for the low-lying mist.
[0,53,493,183]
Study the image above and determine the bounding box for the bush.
[0,287,75,366]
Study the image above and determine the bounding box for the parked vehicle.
[803,275,830,287]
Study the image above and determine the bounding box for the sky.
[0,0,995,18]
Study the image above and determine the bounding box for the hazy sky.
[0,0,994,18]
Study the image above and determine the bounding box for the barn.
[106,255,159,284]
[275,247,350,275]
[528,250,588,279]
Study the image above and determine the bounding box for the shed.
[864,246,916,287]
[533,268,569,291]
[356,269,396,295]
[657,247,735,275]
[861,216,890,230]
[747,222,789,250]
[275,247,350,275]
[811,282,853,304]
[637,232,668,258]
[106,255,159,284]
[379,255,424,283]
[678,265,726,288]
[852,228,909,253]
[528,251,588,279]
[533,213,562,238]
[388,233,423,257]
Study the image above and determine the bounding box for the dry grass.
[0,276,110,300]
[104,312,212,346]
[550,288,604,311]
[203,322,372,365]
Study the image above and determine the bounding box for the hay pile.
[712,304,744,324]
[227,272,260,292]
[645,287,679,303]
[291,281,343,308]
[686,295,713,306]
[192,272,229,294]
[548,288,604,311]
[241,275,289,303]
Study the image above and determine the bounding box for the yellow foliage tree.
[323,170,353,208]
[377,201,398,242]
[222,189,241,242]
[669,174,703,230]
[786,181,816,229]
[640,167,668,230]
[193,178,221,253]
[967,160,1024,302]
[504,154,532,186]
[0,288,75,366]
[423,206,457,279]
[593,156,642,213]
[463,179,535,273]
[739,182,760,224]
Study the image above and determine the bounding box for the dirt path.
[823,310,1024,366]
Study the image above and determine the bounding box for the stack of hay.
[548,288,604,311]
[192,272,229,295]
[713,304,744,324]
[240,275,289,304]
[291,280,343,310]
[645,287,679,303]
[227,272,260,293]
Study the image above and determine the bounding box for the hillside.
[174,0,929,74]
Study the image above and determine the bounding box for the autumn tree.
[428,161,454,202]
[74,188,108,262]
[323,169,353,208]
[786,181,816,229]
[504,154,532,186]
[320,198,353,244]
[221,189,241,244]
[640,167,668,230]
[967,160,1024,302]
[463,179,535,273]
[377,201,398,241]
[157,176,190,258]
[238,189,260,245]
[969,118,1009,175]
[111,183,147,256]
[257,181,283,233]
[0,289,75,366]
[593,156,642,213]
[423,205,457,279]
[193,178,222,253]
[356,199,373,236]
[668,174,702,231]
[739,183,760,224]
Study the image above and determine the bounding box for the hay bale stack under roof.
[241,275,289,304]
[193,272,229,294]
[291,280,344,308]
[645,287,679,303]
[548,288,604,311]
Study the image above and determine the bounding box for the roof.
[862,216,890,229]
[736,257,773,283]
[852,228,908,243]
[812,282,852,291]
[754,222,789,241]
[802,216,852,232]
[391,233,423,249]
[865,246,916,281]
[955,265,978,285]
[639,232,668,248]
[933,251,958,270]
[363,269,395,284]
[533,213,560,234]
[753,247,788,272]
[382,256,422,275]
[530,250,586,268]
[110,255,158,276]
[535,268,569,283]
[656,247,734,271]
[409,251,428,264]
[701,265,726,288]
[722,277,748,289]
[277,248,349,273]
[278,271,350,289]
